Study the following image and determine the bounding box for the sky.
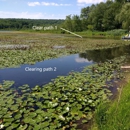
[0,0,106,19]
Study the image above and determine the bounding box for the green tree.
[102,1,120,30]
[81,18,88,30]
[115,0,125,3]
[63,15,73,31]
[79,0,127,31]
[90,2,107,31]
[81,5,96,30]
[72,15,82,32]
[80,7,90,19]
[87,25,94,31]
[116,3,130,29]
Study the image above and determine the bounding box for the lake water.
[0,44,130,88]
[0,54,93,88]
[0,30,14,32]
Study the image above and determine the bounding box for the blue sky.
[0,0,106,19]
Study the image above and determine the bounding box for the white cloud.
[41,2,58,6]
[77,0,105,4]
[27,1,71,7]
[27,2,40,6]
[0,11,65,19]
[75,58,92,63]
[77,3,86,6]
[0,11,43,19]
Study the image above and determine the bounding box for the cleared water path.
[1,44,130,88]
[0,54,93,88]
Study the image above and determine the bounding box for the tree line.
[0,19,64,30]
[0,0,129,32]
[62,0,130,32]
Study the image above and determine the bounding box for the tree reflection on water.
[79,45,130,63]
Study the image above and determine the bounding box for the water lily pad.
[14,114,22,120]
[17,124,28,130]
[10,104,19,111]
[40,122,49,128]
[34,124,41,130]
[29,112,37,118]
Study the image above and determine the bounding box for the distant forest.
[0,19,64,30]
[0,0,130,31]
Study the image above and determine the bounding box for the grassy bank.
[75,29,127,38]
[91,73,130,130]
[2,28,127,38]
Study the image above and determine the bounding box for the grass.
[5,29,127,38]
[91,74,130,130]
[69,29,127,38]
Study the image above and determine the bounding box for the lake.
[0,44,130,88]
[0,54,93,88]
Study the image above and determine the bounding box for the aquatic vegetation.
[0,45,30,50]
[0,32,129,129]
[0,56,126,129]
[0,32,130,68]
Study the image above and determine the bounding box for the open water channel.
[0,45,130,88]
[0,54,93,87]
